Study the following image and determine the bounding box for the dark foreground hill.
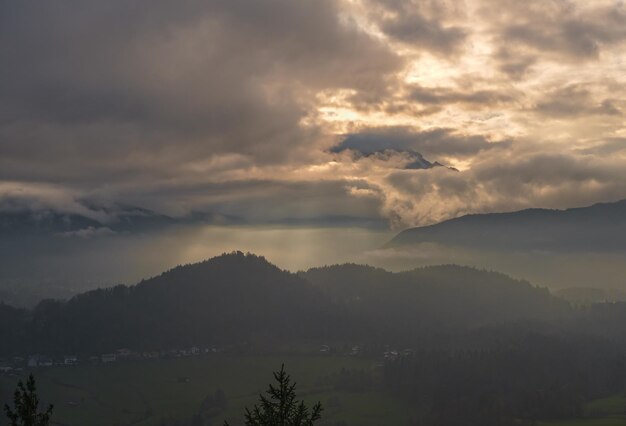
[0,252,574,356]
[388,199,626,252]
[1,252,333,355]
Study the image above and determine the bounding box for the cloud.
[2,0,626,234]
[331,127,509,159]
[578,138,626,156]
[533,85,621,117]
[371,145,626,229]
[380,12,466,54]
[0,0,402,182]
[364,0,468,54]
[57,227,117,239]
[482,0,626,60]
[408,85,513,106]
[0,182,110,222]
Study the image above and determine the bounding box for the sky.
[2,0,626,231]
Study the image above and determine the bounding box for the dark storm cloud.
[578,138,626,156]
[0,0,402,182]
[482,0,626,60]
[332,127,509,159]
[492,48,538,79]
[363,0,467,54]
[2,0,626,231]
[533,85,621,117]
[408,84,513,106]
[182,179,385,226]
[472,152,617,185]
[380,14,466,53]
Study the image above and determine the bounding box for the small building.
[27,356,39,368]
[401,348,416,357]
[383,350,399,361]
[142,351,159,360]
[38,357,53,367]
[0,360,13,373]
[64,355,78,366]
[350,345,362,356]
[101,353,116,363]
[115,348,132,359]
[319,345,331,353]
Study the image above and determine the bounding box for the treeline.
[0,252,576,356]
[301,264,570,340]
[0,253,338,355]
[384,331,626,426]
[2,252,626,357]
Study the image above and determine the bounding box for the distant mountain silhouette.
[0,203,379,239]
[0,206,175,237]
[388,199,626,252]
[0,252,569,355]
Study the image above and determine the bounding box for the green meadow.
[4,355,626,426]
[540,395,626,426]
[0,354,412,426]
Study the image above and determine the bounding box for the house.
[401,348,416,357]
[319,345,331,353]
[383,350,399,361]
[38,357,53,367]
[350,345,362,356]
[64,355,78,366]
[0,360,12,373]
[101,353,116,363]
[115,348,132,359]
[142,351,159,360]
[27,356,39,368]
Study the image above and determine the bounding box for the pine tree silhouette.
[224,364,322,426]
[4,374,53,426]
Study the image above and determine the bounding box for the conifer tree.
[224,365,322,426]
[4,374,53,426]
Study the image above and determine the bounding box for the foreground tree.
[225,365,322,426]
[4,374,53,426]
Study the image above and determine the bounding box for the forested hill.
[0,252,571,356]
[301,264,569,332]
[1,252,331,355]
[388,199,626,252]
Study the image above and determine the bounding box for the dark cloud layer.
[0,0,401,178]
[1,0,626,231]
[333,127,508,159]
[482,0,626,60]
[408,85,513,106]
[534,85,621,117]
[366,0,468,54]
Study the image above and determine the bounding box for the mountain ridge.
[388,198,626,252]
[0,252,568,356]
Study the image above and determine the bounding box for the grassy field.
[540,419,626,426]
[539,394,626,426]
[5,355,626,426]
[0,354,413,426]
